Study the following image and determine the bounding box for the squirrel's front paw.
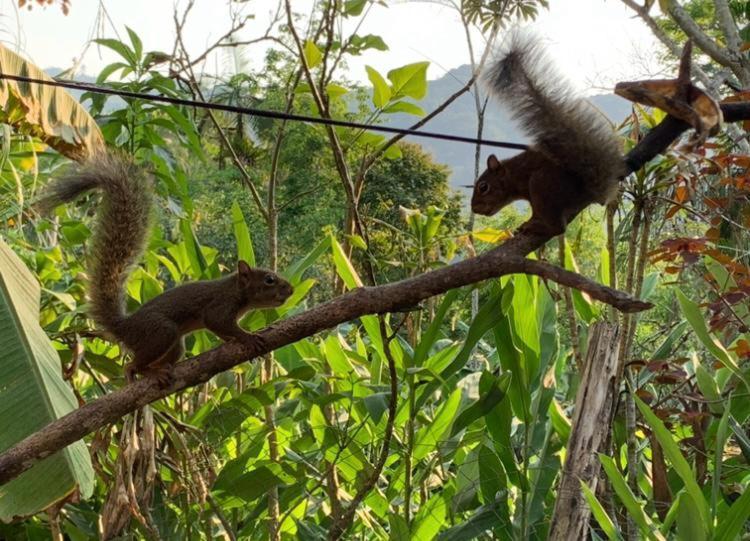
[146,364,175,389]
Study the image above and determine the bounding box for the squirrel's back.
[38,153,152,332]
[484,32,624,204]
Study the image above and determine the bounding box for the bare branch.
[714,0,743,53]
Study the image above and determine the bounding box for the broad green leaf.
[330,235,363,288]
[413,388,461,461]
[0,238,94,521]
[581,481,622,541]
[0,44,103,160]
[303,40,323,69]
[324,334,355,375]
[412,289,459,367]
[676,289,748,388]
[416,290,503,409]
[214,465,283,503]
[344,0,368,16]
[125,26,143,61]
[694,357,723,414]
[450,372,511,436]
[563,240,596,322]
[634,396,710,531]
[436,499,513,540]
[326,83,348,99]
[231,201,255,266]
[94,38,136,66]
[549,398,571,444]
[179,219,207,279]
[412,493,446,540]
[712,400,731,518]
[387,62,429,100]
[714,475,750,541]
[477,444,507,504]
[600,454,665,541]
[382,101,426,117]
[365,66,392,108]
[675,491,708,541]
[286,236,330,284]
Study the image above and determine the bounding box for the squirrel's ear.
[237,260,252,286]
[487,154,501,171]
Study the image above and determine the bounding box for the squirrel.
[38,153,294,384]
[471,33,626,237]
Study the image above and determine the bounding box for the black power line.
[0,72,528,151]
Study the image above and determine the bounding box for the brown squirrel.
[38,153,293,384]
[471,33,626,237]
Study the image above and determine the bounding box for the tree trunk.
[548,322,621,541]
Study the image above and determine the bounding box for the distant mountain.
[385,64,632,198]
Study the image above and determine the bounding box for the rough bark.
[548,323,621,541]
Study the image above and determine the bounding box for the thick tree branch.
[0,233,649,486]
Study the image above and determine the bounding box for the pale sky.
[0,0,666,93]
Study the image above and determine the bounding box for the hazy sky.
[1,0,666,93]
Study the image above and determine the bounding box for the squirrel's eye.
[477,181,490,194]
[264,275,276,285]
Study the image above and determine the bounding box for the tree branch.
[0,233,649,486]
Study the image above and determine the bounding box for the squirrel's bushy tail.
[484,30,625,204]
[37,153,152,333]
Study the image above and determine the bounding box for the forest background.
[0,1,749,540]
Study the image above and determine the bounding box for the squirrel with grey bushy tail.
[471,32,626,237]
[38,153,293,385]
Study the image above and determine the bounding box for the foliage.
[1,2,750,540]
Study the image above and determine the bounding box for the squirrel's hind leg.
[126,327,183,386]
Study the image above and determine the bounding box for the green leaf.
[303,40,323,69]
[387,61,429,100]
[675,491,708,541]
[363,392,390,424]
[581,481,622,541]
[365,65,392,108]
[125,26,143,62]
[325,83,349,99]
[712,400,731,517]
[694,358,723,415]
[214,465,283,503]
[383,101,426,117]
[344,0,368,16]
[412,289,459,367]
[600,454,665,541]
[0,239,94,521]
[676,289,748,389]
[450,372,511,436]
[634,395,710,531]
[411,493,446,540]
[231,201,256,267]
[324,334,355,375]
[714,474,750,541]
[549,399,571,444]
[477,444,507,504]
[93,38,137,66]
[286,236,331,284]
[330,235,363,289]
[413,388,461,461]
[179,219,207,279]
[436,499,512,540]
